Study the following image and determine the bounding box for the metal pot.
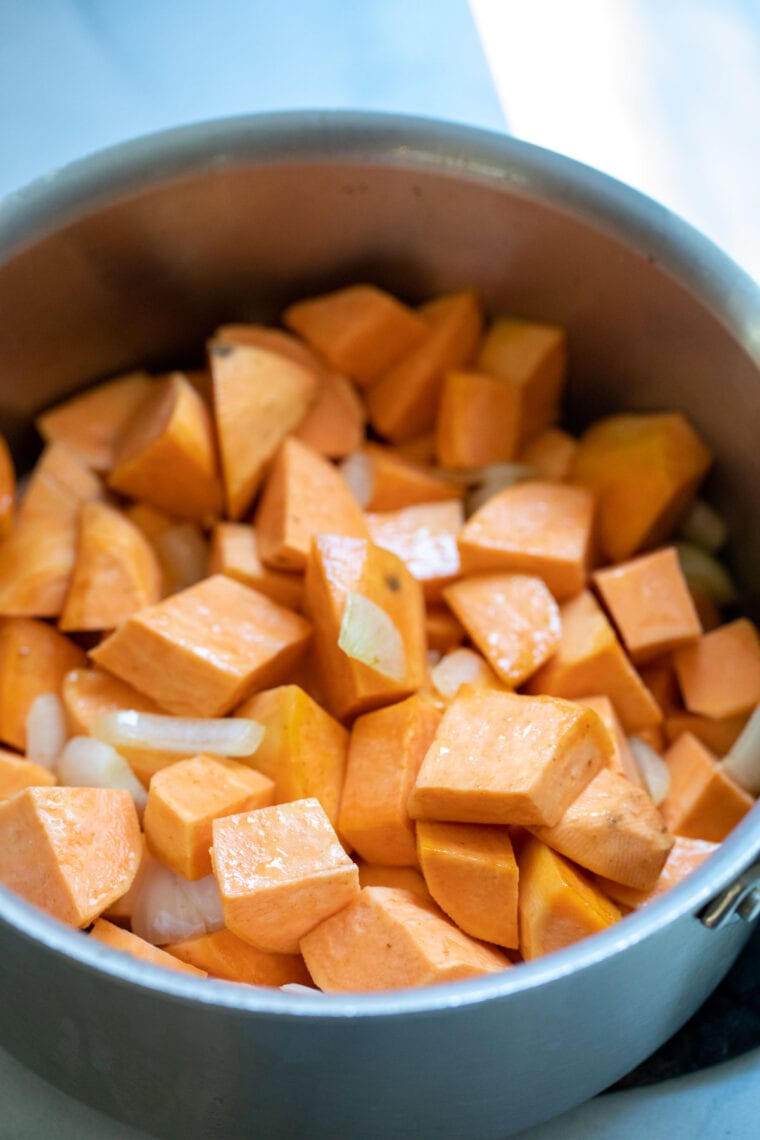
[1,112,760,1140]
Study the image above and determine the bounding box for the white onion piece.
[280,984,322,995]
[339,452,372,508]
[338,591,406,682]
[57,736,148,816]
[155,523,209,592]
[91,710,264,757]
[675,542,738,606]
[25,692,68,771]
[629,735,670,806]
[722,703,760,795]
[131,862,224,945]
[464,463,540,516]
[431,648,490,700]
[678,499,728,553]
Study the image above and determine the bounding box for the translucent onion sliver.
[338,591,406,682]
[57,736,148,816]
[131,861,225,945]
[25,692,68,771]
[91,710,264,757]
[722,703,760,796]
[629,735,670,806]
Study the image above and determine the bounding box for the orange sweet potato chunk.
[596,835,719,909]
[209,522,303,611]
[343,442,464,511]
[475,317,567,445]
[660,732,754,841]
[673,619,760,719]
[425,606,466,654]
[435,370,521,469]
[255,436,369,572]
[458,480,595,600]
[518,427,577,482]
[0,617,86,750]
[211,798,360,954]
[166,927,312,987]
[36,371,155,471]
[365,499,463,602]
[443,573,561,687]
[144,755,276,880]
[355,861,433,901]
[0,747,56,802]
[91,574,312,718]
[300,886,509,991]
[529,767,674,891]
[518,835,621,960]
[294,369,366,459]
[576,695,642,787]
[90,918,207,976]
[662,710,748,757]
[0,786,141,927]
[416,820,519,948]
[108,372,222,521]
[338,695,441,866]
[284,284,428,388]
[408,687,612,828]
[0,432,15,538]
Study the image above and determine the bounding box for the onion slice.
[57,736,148,816]
[339,452,372,508]
[25,692,68,771]
[629,735,670,806]
[678,499,728,553]
[337,591,406,682]
[91,710,264,757]
[722,703,760,795]
[131,862,225,945]
[675,542,738,606]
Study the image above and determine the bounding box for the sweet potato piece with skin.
[518,427,577,482]
[91,574,312,718]
[673,619,760,719]
[166,927,312,987]
[255,437,369,572]
[576,695,643,787]
[0,432,14,538]
[475,318,567,445]
[525,590,663,734]
[593,546,702,664]
[305,535,427,722]
[596,836,719,910]
[210,341,319,519]
[144,755,276,880]
[300,886,509,992]
[366,289,483,441]
[0,618,86,751]
[283,284,428,388]
[0,747,56,801]
[435,370,521,468]
[59,500,163,632]
[408,687,612,828]
[0,786,141,927]
[90,918,207,977]
[417,820,519,948]
[458,480,595,601]
[211,798,360,954]
[518,836,621,960]
[342,442,464,511]
[443,573,561,687]
[35,371,154,471]
[365,499,463,602]
[529,767,674,891]
[235,685,348,829]
[339,695,441,866]
[660,732,754,841]
[108,372,222,521]
[209,522,303,611]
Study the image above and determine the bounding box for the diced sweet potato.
[211,798,359,953]
[435,370,521,468]
[365,499,463,601]
[662,710,748,757]
[0,618,86,750]
[35,371,154,471]
[443,573,561,687]
[342,442,464,511]
[209,522,303,611]
[408,687,612,827]
[300,886,509,991]
[518,427,577,481]
[416,820,519,948]
[458,480,595,600]
[475,317,567,444]
[425,606,466,654]
[166,927,312,986]
[660,732,754,841]
[0,432,15,538]
[91,574,312,718]
[673,619,760,719]
[355,861,433,901]
[90,918,207,976]
[0,786,141,927]
[0,747,56,802]
[295,369,366,458]
[596,835,719,909]
[576,695,642,786]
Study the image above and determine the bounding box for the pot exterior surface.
[1,113,760,1138]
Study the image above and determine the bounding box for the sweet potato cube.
[91,574,312,718]
[593,546,701,663]
[529,767,674,890]
[576,695,642,786]
[90,918,207,976]
[342,442,464,511]
[458,481,595,600]
[408,687,612,827]
[144,755,276,880]
[425,606,466,654]
[518,836,621,960]
[36,371,155,471]
[0,432,15,538]
[571,412,712,563]
[0,617,86,750]
[295,369,366,458]
[416,820,519,948]
[209,522,303,611]
[305,535,427,721]
[300,886,509,991]
[356,861,433,901]
[0,747,56,802]
[284,284,428,388]
[211,798,359,953]
[435,370,521,468]
[673,619,760,719]
[212,322,326,373]
[339,695,441,866]
[663,710,748,757]
[0,786,141,927]
[255,437,368,572]
[475,317,566,444]
[518,427,577,482]
[526,590,663,733]
[366,290,483,441]
[596,835,719,910]
[108,372,222,520]
[366,499,463,602]
[443,573,561,687]
[660,732,754,841]
[165,927,312,987]
[235,685,349,828]
[59,500,163,631]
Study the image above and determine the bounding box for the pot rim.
[1,109,760,1021]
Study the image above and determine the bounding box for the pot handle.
[700,859,760,929]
